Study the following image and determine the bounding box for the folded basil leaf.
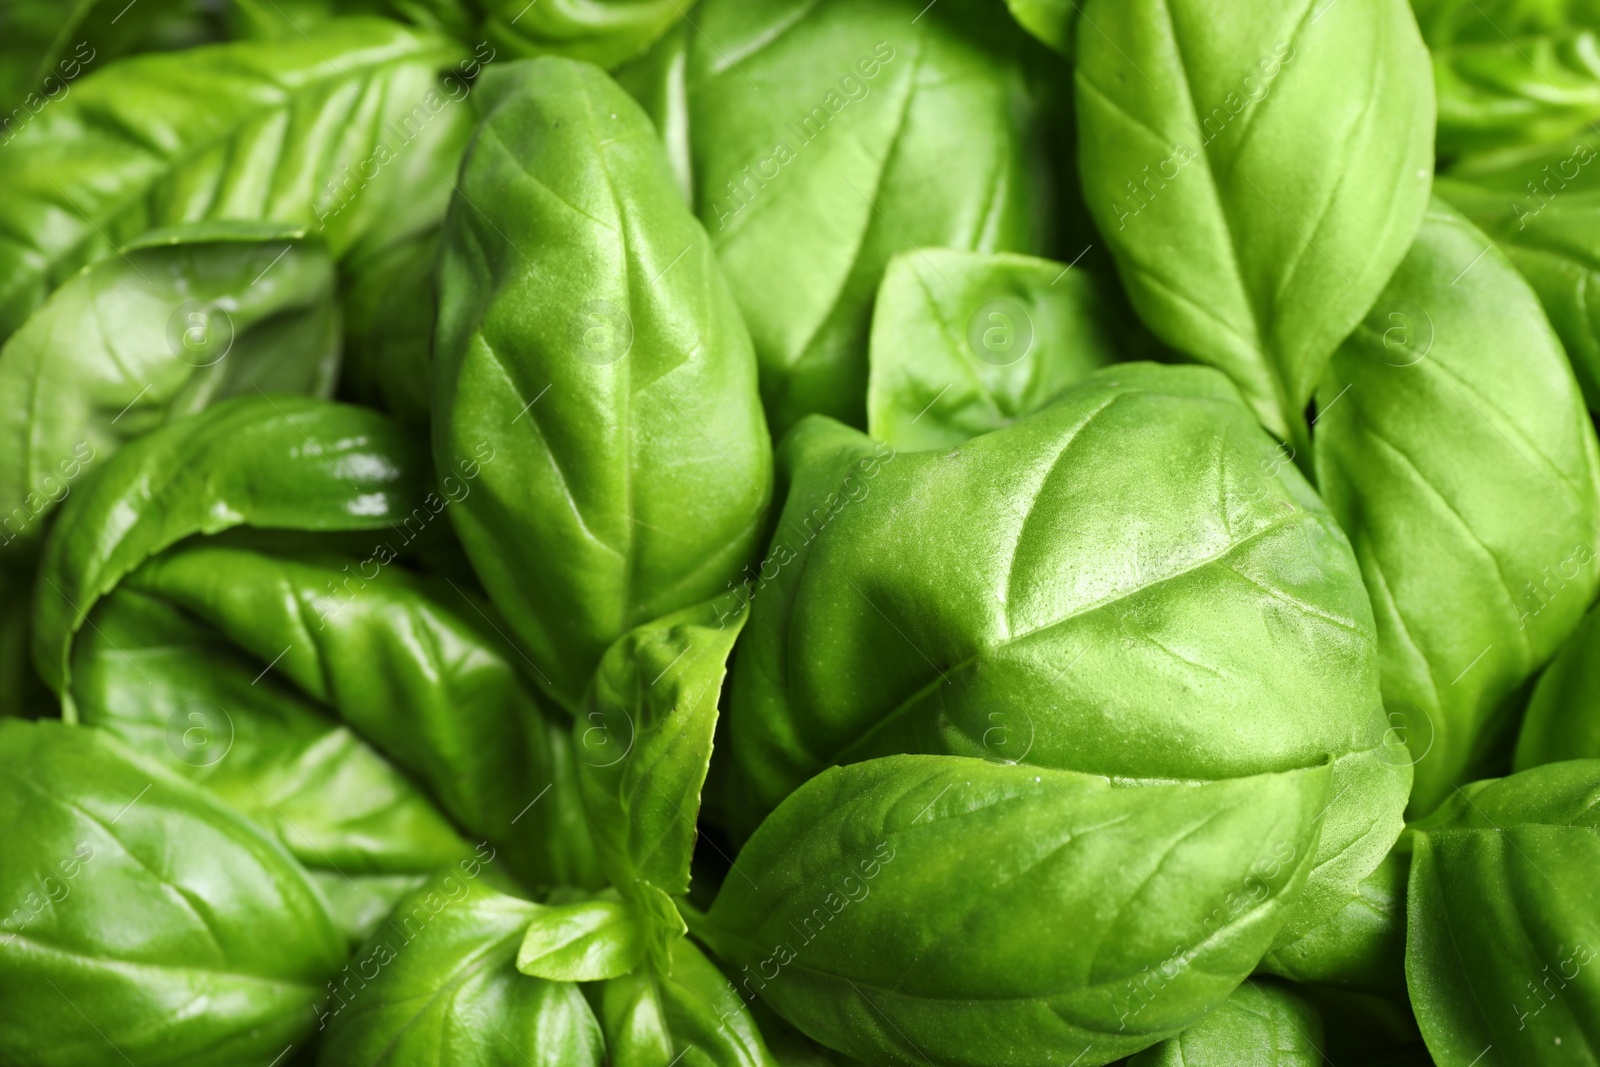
[319,872,606,1067]
[578,597,746,923]
[34,395,427,706]
[0,719,345,1067]
[117,540,602,890]
[1128,981,1325,1066]
[1434,159,1600,409]
[1312,199,1600,814]
[1518,599,1600,768]
[517,897,648,981]
[1003,0,1077,55]
[0,221,339,555]
[591,936,779,1067]
[865,248,1119,451]
[434,56,772,709]
[73,584,473,944]
[1257,850,1408,996]
[705,754,1329,1067]
[1406,760,1600,1064]
[724,363,1408,946]
[1412,0,1600,161]
[1076,0,1434,444]
[0,18,471,343]
[341,227,438,429]
[642,0,1048,434]
[481,0,691,69]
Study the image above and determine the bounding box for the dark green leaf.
[433,56,772,709]
[1312,198,1600,814]
[0,222,340,555]
[1075,0,1434,443]
[341,227,438,429]
[1518,599,1600,767]
[704,754,1330,1067]
[0,719,345,1067]
[865,248,1119,451]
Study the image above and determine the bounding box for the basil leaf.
[1312,198,1600,814]
[1257,850,1408,996]
[516,897,648,981]
[1413,0,1600,161]
[1518,598,1600,768]
[704,754,1330,1066]
[0,18,471,343]
[1128,981,1325,1066]
[0,719,345,1067]
[0,222,339,555]
[481,0,692,70]
[578,597,747,921]
[73,584,473,944]
[591,937,779,1067]
[1406,760,1600,1064]
[653,0,1049,434]
[1076,0,1434,444]
[341,227,438,429]
[319,872,606,1067]
[865,249,1119,452]
[1434,157,1600,410]
[433,57,772,709]
[724,363,1408,946]
[1003,0,1078,55]
[34,395,428,706]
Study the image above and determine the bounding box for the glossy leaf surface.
[1127,981,1325,1066]
[706,754,1329,1067]
[1076,0,1434,442]
[434,56,771,708]
[481,0,692,69]
[1312,199,1600,813]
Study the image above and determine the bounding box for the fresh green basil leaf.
[516,897,647,981]
[1312,198,1600,814]
[578,597,747,918]
[1412,0,1600,160]
[0,222,339,556]
[480,0,692,70]
[865,249,1119,451]
[73,585,474,944]
[724,363,1408,946]
[1434,159,1600,409]
[1406,759,1600,1064]
[1003,0,1078,55]
[34,395,427,706]
[1128,981,1325,1066]
[704,754,1329,1067]
[0,566,50,718]
[434,56,772,709]
[0,719,345,1067]
[0,18,471,343]
[613,22,694,202]
[1257,850,1409,996]
[341,227,438,429]
[118,540,604,891]
[1075,0,1434,444]
[1518,599,1600,768]
[657,0,1048,434]
[319,872,606,1067]
[591,936,779,1067]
